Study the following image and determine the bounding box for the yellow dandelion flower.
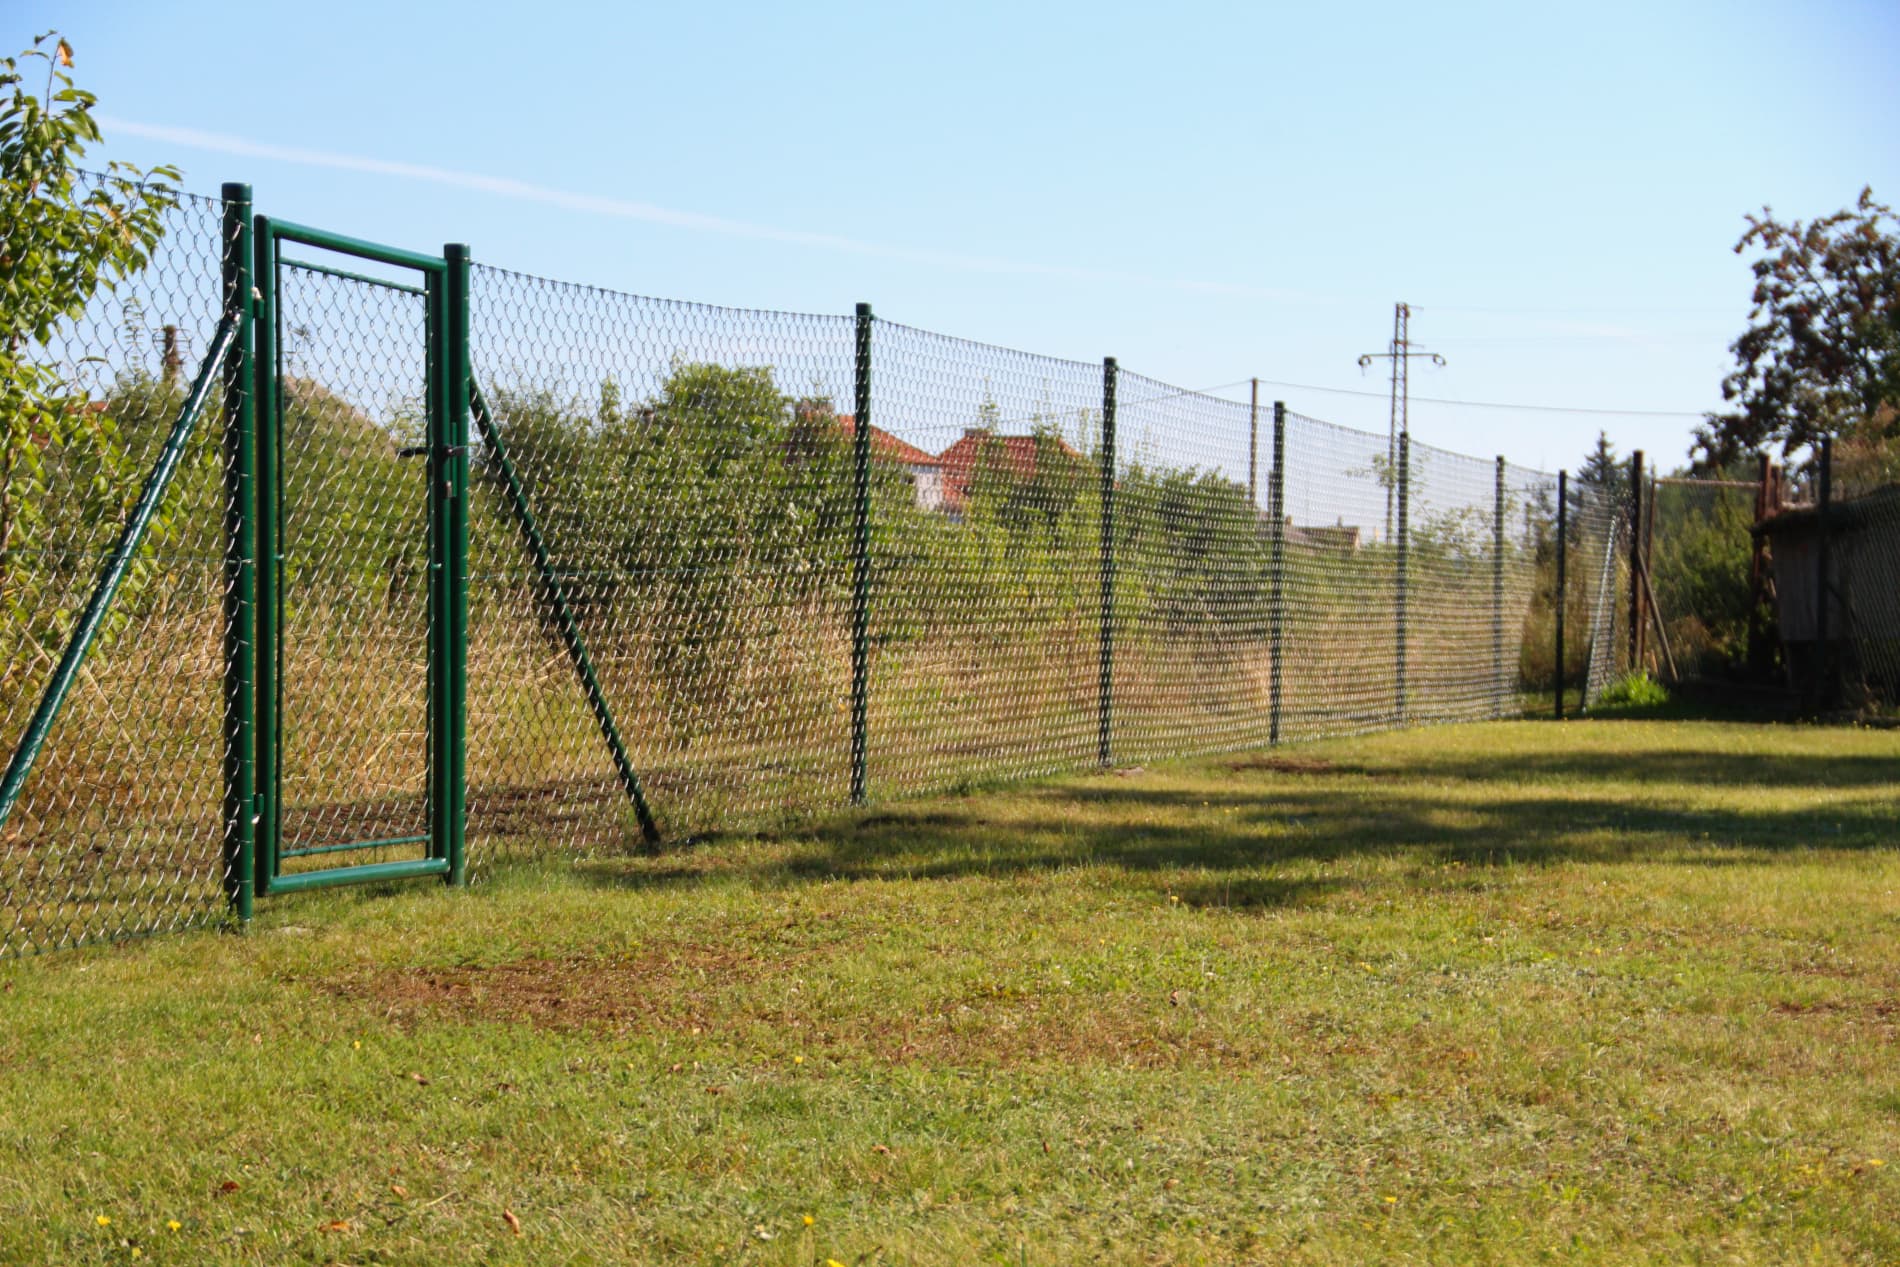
[166,1220,181,1231]
[1870,1159,1886,1167]
[96,1215,111,1227]
[828,1260,847,1267]
[1384,1195,1398,1204]
[793,1055,805,1065]
[131,1251,142,1260]
[803,1214,815,1226]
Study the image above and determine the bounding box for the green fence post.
[1099,357,1118,768]
[1395,431,1410,724]
[251,217,280,895]
[1268,400,1286,746]
[1493,455,1506,718]
[442,244,472,885]
[1555,469,1568,720]
[221,183,256,923]
[850,303,872,806]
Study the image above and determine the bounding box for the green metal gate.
[248,218,470,896]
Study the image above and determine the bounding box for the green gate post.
[442,245,472,885]
[1554,469,1567,720]
[1268,401,1286,746]
[250,216,281,895]
[1395,431,1410,724]
[221,184,256,922]
[1098,357,1118,768]
[849,303,872,806]
[1493,456,1506,718]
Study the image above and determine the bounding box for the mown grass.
[1,718,1896,1265]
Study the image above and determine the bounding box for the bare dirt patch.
[1226,755,1337,775]
[335,942,815,1034]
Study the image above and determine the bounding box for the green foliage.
[1649,476,1759,678]
[1593,670,1670,710]
[1,32,180,657]
[1577,431,1628,508]
[1698,187,1900,467]
[1,31,179,548]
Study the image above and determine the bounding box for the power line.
[1230,377,1708,419]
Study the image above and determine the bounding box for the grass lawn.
[2,718,1897,1265]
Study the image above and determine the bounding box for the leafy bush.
[1592,671,1669,711]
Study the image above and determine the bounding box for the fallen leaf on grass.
[217,1181,239,1195]
[320,1219,350,1232]
[408,1072,430,1086]
[389,1185,408,1199]
[502,1209,522,1236]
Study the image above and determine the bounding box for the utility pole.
[1357,302,1444,541]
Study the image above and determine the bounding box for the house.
[1283,518,1362,551]
[934,428,1085,518]
[837,415,948,513]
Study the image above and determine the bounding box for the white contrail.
[96,116,1316,301]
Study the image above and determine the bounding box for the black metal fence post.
[1269,401,1287,746]
[1395,431,1410,724]
[1098,357,1118,768]
[1628,449,1644,673]
[850,303,873,805]
[1493,455,1506,718]
[1555,469,1568,720]
[1815,434,1833,710]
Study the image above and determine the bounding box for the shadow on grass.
[567,733,1898,911]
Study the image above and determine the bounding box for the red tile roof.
[838,415,940,468]
[936,430,1082,513]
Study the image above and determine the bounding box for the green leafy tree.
[1696,187,1900,467]
[2,32,179,566]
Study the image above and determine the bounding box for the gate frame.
[239,215,469,896]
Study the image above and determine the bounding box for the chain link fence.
[1,179,232,954]
[2,182,1629,956]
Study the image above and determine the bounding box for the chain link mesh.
[274,262,433,873]
[4,183,1648,955]
[1,179,230,954]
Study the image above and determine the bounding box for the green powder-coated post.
[1493,456,1507,718]
[468,381,659,845]
[1099,357,1118,768]
[0,320,237,837]
[1555,470,1568,720]
[220,183,256,922]
[424,264,446,878]
[442,245,472,885]
[1395,431,1410,724]
[1268,401,1287,746]
[849,303,872,805]
[252,217,281,894]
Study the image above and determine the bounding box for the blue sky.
[16,0,1898,473]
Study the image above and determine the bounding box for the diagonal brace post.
[0,317,239,836]
[467,379,660,847]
